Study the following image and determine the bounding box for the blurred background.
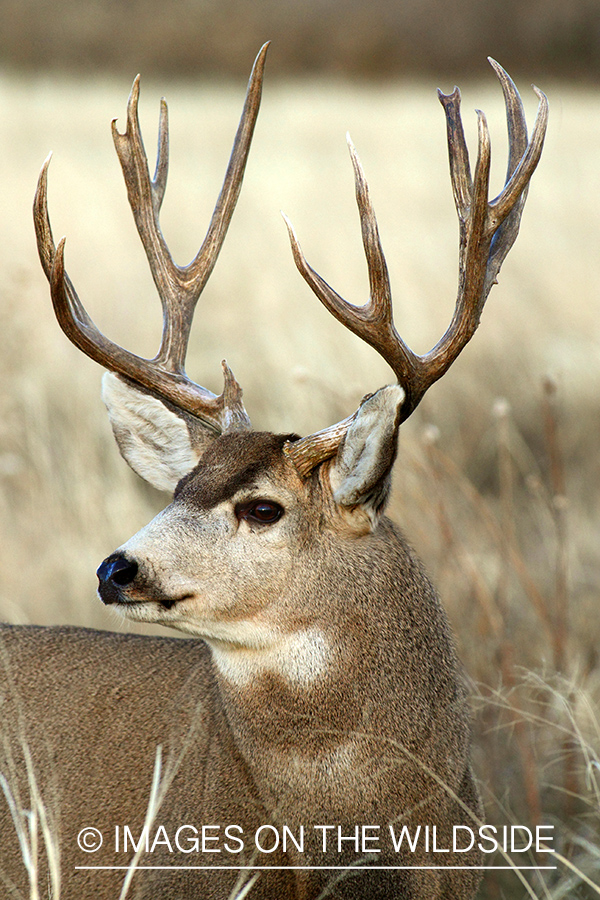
[1,0,600,81]
[1,2,600,898]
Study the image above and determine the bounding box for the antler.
[284,59,548,475]
[34,43,270,435]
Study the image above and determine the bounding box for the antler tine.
[110,74,180,367]
[185,44,269,296]
[152,96,169,216]
[284,62,547,474]
[112,41,269,375]
[483,60,529,292]
[346,135,394,331]
[34,159,113,346]
[283,137,420,394]
[284,136,391,328]
[33,44,271,434]
[34,154,57,281]
[438,86,473,221]
[425,66,548,385]
[438,105,492,343]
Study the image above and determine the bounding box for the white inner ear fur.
[328,384,404,525]
[101,372,203,493]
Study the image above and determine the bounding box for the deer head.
[33,46,548,658]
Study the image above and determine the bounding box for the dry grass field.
[0,66,599,897]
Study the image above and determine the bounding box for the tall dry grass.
[0,67,599,897]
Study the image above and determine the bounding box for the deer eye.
[235,500,284,525]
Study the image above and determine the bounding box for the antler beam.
[34,43,270,435]
[284,59,548,474]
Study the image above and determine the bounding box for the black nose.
[96,555,139,604]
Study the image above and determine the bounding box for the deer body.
[0,43,547,899]
[0,625,293,899]
[0,439,480,898]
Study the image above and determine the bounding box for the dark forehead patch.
[174,432,299,509]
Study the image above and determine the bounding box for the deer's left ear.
[328,384,404,527]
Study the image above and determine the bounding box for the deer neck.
[201,518,465,825]
[203,520,401,767]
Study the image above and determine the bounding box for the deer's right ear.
[327,384,404,529]
[101,373,215,493]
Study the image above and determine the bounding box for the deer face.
[97,431,312,641]
[96,378,404,650]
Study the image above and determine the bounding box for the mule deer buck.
[0,44,547,900]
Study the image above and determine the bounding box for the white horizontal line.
[75,865,558,871]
